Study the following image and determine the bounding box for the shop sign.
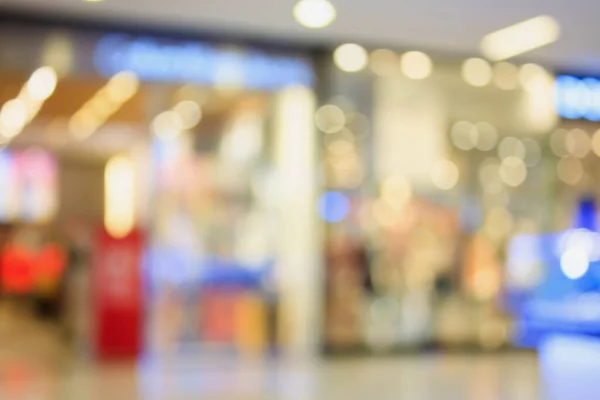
[92,226,144,359]
[554,75,600,121]
[94,34,314,90]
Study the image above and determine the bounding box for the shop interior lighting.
[333,44,368,73]
[105,154,135,238]
[69,71,139,140]
[0,66,58,141]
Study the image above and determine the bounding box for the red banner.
[92,227,143,359]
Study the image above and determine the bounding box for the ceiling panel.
[2,0,600,71]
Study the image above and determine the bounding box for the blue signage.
[506,198,600,347]
[554,75,600,121]
[93,34,314,90]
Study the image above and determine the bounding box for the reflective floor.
[0,352,544,400]
[0,305,598,400]
[9,344,600,400]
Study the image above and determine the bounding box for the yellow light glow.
[431,159,459,190]
[26,66,58,101]
[484,207,514,240]
[450,121,477,150]
[0,99,28,130]
[557,156,584,186]
[333,44,368,73]
[105,155,135,239]
[492,62,518,90]
[315,104,345,133]
[326,138,354,155]
[152,111,183,140]
[498,137,526,160]
[0,121,20,140]
[400,51,432,80]
[481,15,560,61]
[69,71,139,140]
[462,58,492,87]
[381,175,412,207]
[565,128,591,158]
[69,109,100,140]
[518,63,551,92]
[475,122,498,151]
[479,159,503,194]
[104,71,139,103]
[370,49,398,77]
[293,0,336,29]
[499,156,527,187]
[173,100,202,129]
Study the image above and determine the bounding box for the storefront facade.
[315,45,589,353]
[0,21,322,358]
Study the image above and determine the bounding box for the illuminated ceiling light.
[293,0,336,29]
[481,15,560,61]
[400,51,432,80]
[105,155,135,239]
[431,159,459,190]
[173,100,202,129]
[333,43,368,73]
[492,62,518,90]
[462,58,492,87]
[104,71,139,103]
[0,99,28,130]
[370,49,398,77]
[84,0,104,3]
[69,71,139,140]
[0,122,20,140]
[26,66,58,101]
[69,110,99,140]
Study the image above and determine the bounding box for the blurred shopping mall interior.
[0,1,600,398]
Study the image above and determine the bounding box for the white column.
[273,85,321,357]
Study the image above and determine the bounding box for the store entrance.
[0,53,319,358]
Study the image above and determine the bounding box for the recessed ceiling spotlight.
[294,0,336,29]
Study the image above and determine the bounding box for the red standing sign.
[92,227,144,359]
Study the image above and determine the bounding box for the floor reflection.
[1,338,600,399]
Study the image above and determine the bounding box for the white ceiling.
[3,0,600,71]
